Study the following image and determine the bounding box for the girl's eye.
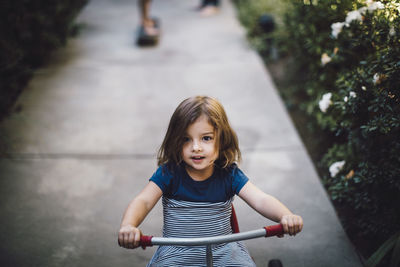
[203,136,213,141]
[183,137,190,142]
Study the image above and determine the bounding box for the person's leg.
[139,0,159,36]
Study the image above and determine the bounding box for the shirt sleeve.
[149,165,173,194]
[231,166,249,195]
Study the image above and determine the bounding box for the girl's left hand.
[279,214,303,237]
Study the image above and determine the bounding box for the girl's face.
[182,115,218,181]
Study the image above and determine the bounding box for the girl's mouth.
[191,156,205,162]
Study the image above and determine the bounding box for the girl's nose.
[192,141,202,152]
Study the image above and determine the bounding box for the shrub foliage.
[235,0,400,260]
[0,0,88,119]
[287,0,400,257]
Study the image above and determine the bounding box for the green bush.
[0,0,88,120]
[234,0,400,262]
[234,0,288,59]
[319,0,399,251]
[287,0,400,260]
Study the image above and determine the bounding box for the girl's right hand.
[118,224,142,249]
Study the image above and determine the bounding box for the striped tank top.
[147,197,256,267]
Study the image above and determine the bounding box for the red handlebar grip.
[264,224,284,237]
[140,235,153,249]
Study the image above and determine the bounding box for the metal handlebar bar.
[139,224,284,248]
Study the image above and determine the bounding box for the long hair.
[157,96,241,168]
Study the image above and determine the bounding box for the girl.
[118,96,303,266]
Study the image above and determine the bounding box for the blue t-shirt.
[149,163,249,202]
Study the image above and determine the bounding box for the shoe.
[137,17,160,46]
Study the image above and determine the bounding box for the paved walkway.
[0,0,362,266]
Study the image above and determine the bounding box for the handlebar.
[139,224,283,248]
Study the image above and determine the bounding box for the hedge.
[234,0,400,264]
[0,0,88,120]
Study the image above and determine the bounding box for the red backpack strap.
[230,204,240,233]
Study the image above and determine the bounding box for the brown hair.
[157,96,241,168]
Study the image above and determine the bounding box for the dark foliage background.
[0,0,88,120]
[234,0,400,264]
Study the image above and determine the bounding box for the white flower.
[377,1,385,8]
[331,22,345,38]
[321,53,332,66]
[344,91,357,102]
[367,1,385,12]
[366,0,374,6]
[373,73,380,84]
[362,86,367,91]
[345,10,363,24]
[358,6,368,15]
[329,160,346,177]
[389,27,396,36]
[319,93,332,113]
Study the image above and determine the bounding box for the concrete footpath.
[0,0,362,266]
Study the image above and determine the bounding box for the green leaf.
[390,233,400,267]
[366,231,400,267]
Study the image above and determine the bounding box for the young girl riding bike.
[118,96,303,266]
